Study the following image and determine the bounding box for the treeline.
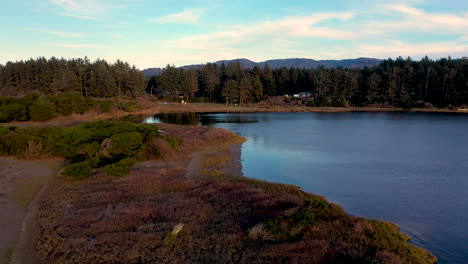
[149,57,468,108]
[0,57,146,97]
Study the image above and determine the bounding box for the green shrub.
[136,124,160,140]
[0,126,9,135]
[108,132,143,155]
[0,104,28,122]
[0,127,66,156]
[165,137,180,148]
[29,99,56,121]
[18,94,39,109]
[119,99,137,112]
[97,100,114,113]
[49,93,92,115]
[104,157,137,176]
[62,161,93,179]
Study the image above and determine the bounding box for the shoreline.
[1,104,466,128]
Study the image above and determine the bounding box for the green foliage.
[104,157,138,176]
[62,161,93,179]
[136,124,160,140]
[0,126,66,156]
[119,99,137,111]
[151,57,468,108]
[96,100,114,113]
[49,93,92,115]
[108,132,143,155]
[0,121,162,179]
[264,196,330,241]
[0,103,28,121]
[0,57,145,98]
[29,99,57,121]
[165,137,180,148]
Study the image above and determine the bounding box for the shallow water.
[144,111,468,264]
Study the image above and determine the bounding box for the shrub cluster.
[0,121,175,179]
[0,93,126,123]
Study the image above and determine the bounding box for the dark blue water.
[145,112,468,264]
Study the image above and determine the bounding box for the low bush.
[104,157,138,176]
[95,99,114,113]
[0,104,28,122]
[49,93,92,115]
[29,99,56,121]
[0,121,163,178]
[62,161,93,179]
[145,138,177,160]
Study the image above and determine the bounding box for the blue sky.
[0,0,467,69]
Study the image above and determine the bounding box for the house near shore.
[293,92,315,98]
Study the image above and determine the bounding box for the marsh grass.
[201,155,230,169]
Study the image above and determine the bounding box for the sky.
[0,0,467,69]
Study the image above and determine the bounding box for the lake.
[143,111,468,264]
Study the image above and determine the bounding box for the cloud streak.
[55,43,99,48]
[152,8,207,24]
[60,12,97,20]
[357,40,468,58]
[23,28,88,38]
[165,12,356,49]
[362,4,468,36]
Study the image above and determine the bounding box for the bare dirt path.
[0,158,65,264]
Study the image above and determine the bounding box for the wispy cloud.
[152,8,207,24]
[362,4,468,36]
[55,43,99,48]
[357,40,468,58]
[48,0,122,18]
[165,12,355,49]
[60,12,97,20]
[23,28,87,38]
[110,33,124,39]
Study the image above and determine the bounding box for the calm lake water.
[143,112,468,264]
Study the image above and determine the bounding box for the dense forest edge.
[0,120,437,264]
[0,56,467,124]
[149,56,467,108]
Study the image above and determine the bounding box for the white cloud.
[110,33,125,39]
[363,4,468,36]
[60,12,97,20]
[23,28,87,38]
[55,43,99,48]
[48,0,122,18]
[165,12,356,50]
[357,40,468,59]
[152,8,207,24]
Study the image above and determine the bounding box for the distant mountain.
[142,58,383,77]
[141,67,164,77]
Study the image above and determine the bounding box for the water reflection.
[143,112,260,126]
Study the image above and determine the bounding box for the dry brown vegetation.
[30,124,436,264]
[34,167,436,264]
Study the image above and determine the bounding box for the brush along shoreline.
[1,123,437,264]
[2,102,466,129]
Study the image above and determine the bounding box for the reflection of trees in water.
[198,113,259,125]
[150,112,262,126]
[155,112,199,125]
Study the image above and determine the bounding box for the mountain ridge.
[142,57,383,77]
